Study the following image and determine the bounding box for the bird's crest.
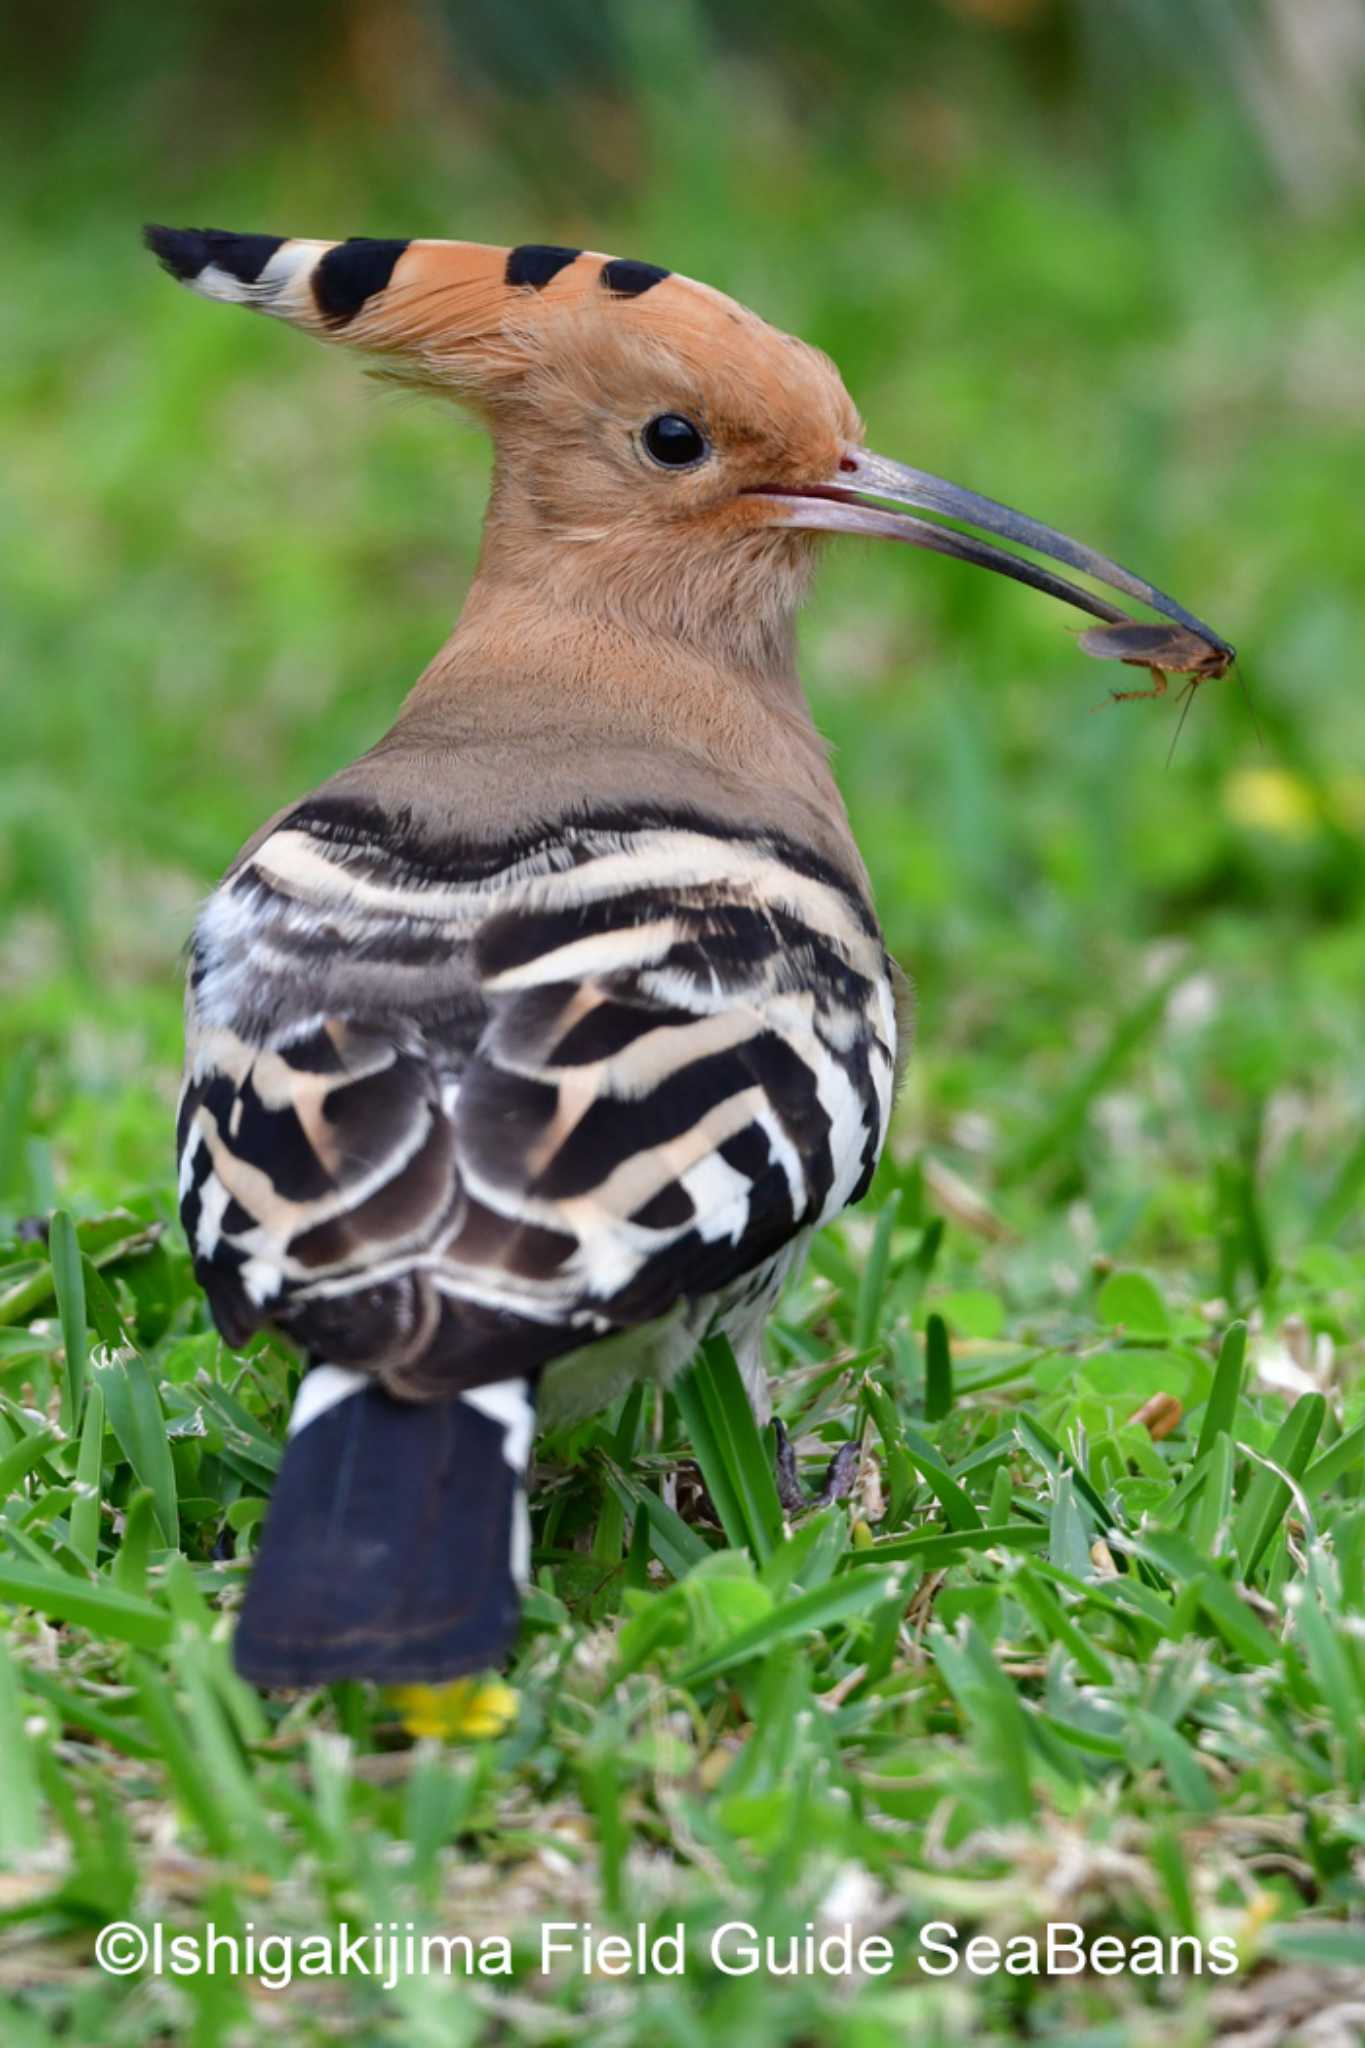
[142,226,778,411]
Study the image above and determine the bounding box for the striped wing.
[178,797,898,1397]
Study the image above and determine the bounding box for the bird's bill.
[755,446,1235,658]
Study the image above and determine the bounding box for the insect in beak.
[1075,621,1236,692]
[750,447,1235,674]
[1074,620,1242,763]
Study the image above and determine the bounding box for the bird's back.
[179,730,901,1405]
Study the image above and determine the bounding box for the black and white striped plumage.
[181,794,899,1684]
[181,795,897,1395]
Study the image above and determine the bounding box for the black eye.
[642,413,709,469]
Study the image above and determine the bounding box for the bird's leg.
[810,1439,861,1510]
[773,1416,805,1515]
[773,1418,860,1515]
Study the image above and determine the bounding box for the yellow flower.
[388,1677,519,1741]
[1223,767,1318,839]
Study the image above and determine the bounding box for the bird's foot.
[773,1418,859,1516]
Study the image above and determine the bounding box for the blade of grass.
[1303,1420,1365,1502]
[1266,1926,1365,1969]
[1313,1122,1365,1239]
[1127,1526,1280,1664]
[1013,1565,1113,1683]
[0,1638,44,1856]
[1193,1320,1247,1463]
[1048,1469,1095,1579]
[80,1257,131,1352]
[0,1424,60,1500]
[624,1505,651,1593]
[172,1633,283,1867]
[0,1558,170,1648]
[674,1334,783,1564]
[850,1522,1047,1566]
[18,1667,157,1760]
[803,1231,861,1303]
[1134,1710,1216,1814]
[0,1046,37,1207]
[900,1424,982,1531]
[194,1374,285,1473]
[1195,1573,1282,1666]
[1016,1413,1119,1533]
[92,1347,179,1548]
[111,1488,157,1593]
[128,1654,236,1857]
[923,1312,952,1422]
[1293,1557,1364,1788]
[854,1190,900,1351]
[861,1376,916,1522]
[67,1382,104,1569]
[590,1480,626,1566]
[611,1382,646,1462]
[677,1566,902,1686]
[601,1460,712,1579]
[49,1210,86,1434]
[1233,1394,1325,1580]
[1188,1431,1235,1559]
[931,1621,1035,1821]
[761,1507,846,1598]
[0,1216,164,1332]
[1151,1824,1200,1938]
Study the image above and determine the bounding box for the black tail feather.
[233,1378,530,1688]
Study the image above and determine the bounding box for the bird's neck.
[390,544,839,814]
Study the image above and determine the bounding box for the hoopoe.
[146,226,1231,1688]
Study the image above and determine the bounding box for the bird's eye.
[642,413,709,469]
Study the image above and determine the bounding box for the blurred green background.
[3,0,1363,1267]
[4,7,1365,2041]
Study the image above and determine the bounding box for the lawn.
[3,8,1365,2041]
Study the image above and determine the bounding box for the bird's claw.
[810,1438,860,1511]
[773,1417,805,1514]
[773,1418,859,1516]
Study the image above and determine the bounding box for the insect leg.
[1109,665,1170,704]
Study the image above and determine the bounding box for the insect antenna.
[1165,675,1202,768]
[1233,663,1265,752]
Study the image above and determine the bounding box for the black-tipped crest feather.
[143,224,284,285]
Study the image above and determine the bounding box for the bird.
[145,224,1230,1689]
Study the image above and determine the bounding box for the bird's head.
[144,227,1231,678]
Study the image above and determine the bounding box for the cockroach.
[1079,619,1239,760]
[1077,620,1235,699]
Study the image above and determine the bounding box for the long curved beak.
[753,447,1235,659]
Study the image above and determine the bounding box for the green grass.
[3,13,1365,2042]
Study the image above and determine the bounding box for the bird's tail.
[232,1366,535,1688]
